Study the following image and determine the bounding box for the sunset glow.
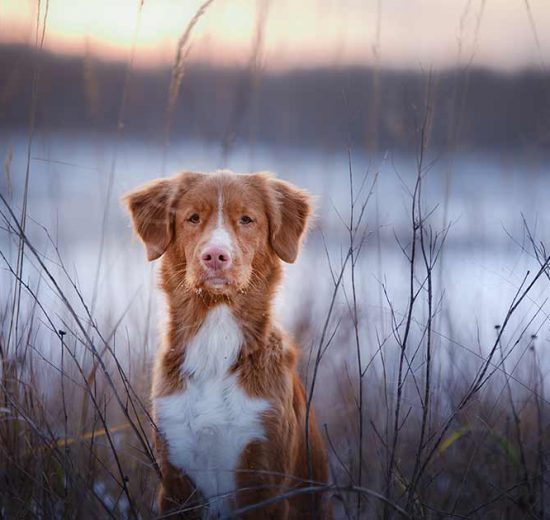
[1,0,549,70]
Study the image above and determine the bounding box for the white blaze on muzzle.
[202,188,234,254]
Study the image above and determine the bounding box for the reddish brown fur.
[124,170,329,518]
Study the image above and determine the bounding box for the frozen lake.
[1,130,549,378]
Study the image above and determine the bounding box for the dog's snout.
[201,246,232,271]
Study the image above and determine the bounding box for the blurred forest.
[1,43,549,152]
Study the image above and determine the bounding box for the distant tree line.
[1,44,549,152]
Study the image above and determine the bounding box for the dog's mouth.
[205,275,231,287]
[192,264,250,296]
[198,273,235,294]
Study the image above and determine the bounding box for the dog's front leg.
[155,429,205,519]
[234,440,291,520]
[157,466,205,519]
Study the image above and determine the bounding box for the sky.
[0,0,548,71]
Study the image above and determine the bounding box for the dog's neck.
[160,253,283,355]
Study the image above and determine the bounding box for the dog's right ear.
[122,173,197,261]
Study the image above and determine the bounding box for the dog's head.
[123,170,312,297]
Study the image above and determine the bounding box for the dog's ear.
[122,173,197,261]
[262,175,313,263]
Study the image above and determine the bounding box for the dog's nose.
[201,246,232,271]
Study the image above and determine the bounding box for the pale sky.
[0,0,548,71]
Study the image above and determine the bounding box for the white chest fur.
[155,305,270,518]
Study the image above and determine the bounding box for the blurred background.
[1,1,550,518]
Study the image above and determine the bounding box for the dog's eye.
[188,213,200,224]
[239,215,253,225]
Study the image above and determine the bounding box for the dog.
[124,170,329,518]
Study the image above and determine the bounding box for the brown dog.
[124,170,329,518]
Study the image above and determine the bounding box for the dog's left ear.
[122,172,198,261]
[263,176,313,263]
